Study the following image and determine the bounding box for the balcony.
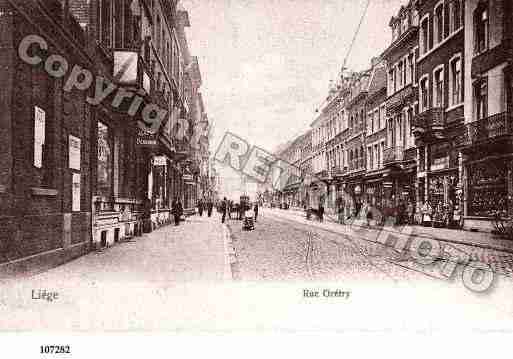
[386,84,417,116]
[331,165,346,177]
[412,107,446,140]
[383,146,404,165]
[464,112,513,145]
[348,159,365,173]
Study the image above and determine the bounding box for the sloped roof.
[367,66,387,96]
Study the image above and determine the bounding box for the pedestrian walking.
[207,200,213,217]
[143,197,153,233]
[318,202,324,223]
[221,197,228,224]
[228,201,232,220]
[254,202,259,222]
[198,198,204,216]
[172,198,181,226]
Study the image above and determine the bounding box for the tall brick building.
[0,0,210,276]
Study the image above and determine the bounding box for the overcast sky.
[181,0,408,181]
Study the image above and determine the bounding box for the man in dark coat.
[318,202,325,223]
[198,198,204,216]
[143,197,153,233]
[172,198,182,226]
[207,200,213,217]
[254,202,259,222]
[221,197,228,223]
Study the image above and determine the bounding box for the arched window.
[474,2,489,54]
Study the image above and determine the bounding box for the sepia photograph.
[1,0,513,355]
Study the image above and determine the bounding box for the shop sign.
[153,155,167,166]
[113,51,138,85]
[69,135,81,170]
[143,71,151,94]
[136,129,158,147]
[34,106,45,168]
[72,173,80,212]
[431,156,449,171]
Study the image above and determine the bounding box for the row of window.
[367,141,386,171]
[388,49,416,96]
[419,0,462,56]
[367,105,387,135]
[419,54,462,112]
[98,0,183,102]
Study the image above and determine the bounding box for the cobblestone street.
[228,212,427,283]
[261,208,513,281]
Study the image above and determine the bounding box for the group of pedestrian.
[197,198,214,217]
[218,197,259,224]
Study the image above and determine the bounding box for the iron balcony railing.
[412,107,445,135]
[348,159,365,172]
[331,165,347,176]
[383,146,404,165]
[464,112,513,145]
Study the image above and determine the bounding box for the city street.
[228,210,425,283]
[0,215,233,330]
[2,210,513,332]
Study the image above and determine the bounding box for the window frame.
[474,77,488,120]
[474,2,489,55]
[420,14,431,55]
[432,64,445,108]
[450,0,462,33]
[433,1,445,46]
[419,74,430,112]
[449,53,463,107]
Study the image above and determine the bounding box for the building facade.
[460,0,513,230]
[0,0,210,276]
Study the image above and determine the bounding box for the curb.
[222,223,237,280]
[266,209,513,255]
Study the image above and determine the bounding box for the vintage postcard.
[1,0,513,354]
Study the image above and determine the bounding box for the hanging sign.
[431,156,449,171]
[153,155,167,166]
[69,135,81,170]
[136,129,158,147]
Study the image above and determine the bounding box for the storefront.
[466,157,509,218]
[365,180,383,211]
[345,181,364,217]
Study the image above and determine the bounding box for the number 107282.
[40,346,70,354]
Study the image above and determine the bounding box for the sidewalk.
[265,208,513,254]
[0,214,231,285]
[0,214,236,330]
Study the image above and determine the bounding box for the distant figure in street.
[318,203,325,222]
[254,202,259,222]
[198,198,204,217]
[143,197,152,233]
[207,200,213,217]
[227,201,232,220]
[172,198,181,226]
[221,197,228,223]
